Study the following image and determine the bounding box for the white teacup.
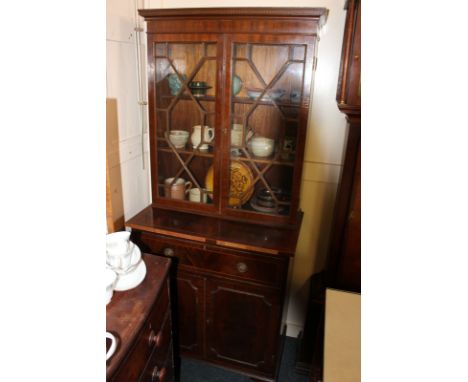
[189,188,208,203]
[106,245,136,274]
[106,231,131,256]
[106,332,117,361]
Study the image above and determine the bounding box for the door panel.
[175,271,205,357]
[205,278,281,373]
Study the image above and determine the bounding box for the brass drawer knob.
[236,262,248,273]
[149,329,162,347]
[152,366,166,381]
[163,247,174,257]
[148,329,155,346]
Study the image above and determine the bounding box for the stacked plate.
[250,187,290,214]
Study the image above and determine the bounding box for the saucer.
[114,260,146,291]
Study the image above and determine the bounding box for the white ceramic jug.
[191,125,214,150]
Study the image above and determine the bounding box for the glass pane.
[153,42,217,205]
[228,43,305,216]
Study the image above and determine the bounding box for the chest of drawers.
[106,255,173,382]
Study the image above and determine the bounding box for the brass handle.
[152,366,167,382]
[163,247,174,257]
[148,329,155,346]
[149,329,162,347]
[154,331,162,347]
[236,262,248,273]
[148,330,154,346]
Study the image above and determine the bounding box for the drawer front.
[139,314,173,382]
[139,342,173,382]
[112,282,169,382]
[136,232,287,286]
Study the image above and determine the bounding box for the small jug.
[164,177,192,200]
[191,125,215,150]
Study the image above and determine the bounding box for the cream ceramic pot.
[191,125,214,150]
[189,188,208,203]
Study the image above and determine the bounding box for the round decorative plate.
[204,161,254,206]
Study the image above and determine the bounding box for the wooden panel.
[106,98,124,232]
[139,313,172,382]
[127,207,302,256]
[336,0,361,113]
[323,289,360,382]
[205,278,282,375]
[175,271,205,357]
[335,147,361,291]
[133,232,287,286]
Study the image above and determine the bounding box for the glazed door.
[221,34,316,226]
[205,277,282,374]
[147,34,224,214]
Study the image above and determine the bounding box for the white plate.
[114,260,146,291]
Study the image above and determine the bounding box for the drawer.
[137,233,287,286]
[139,315,173,382]
[112,282,169,382]
[139,343,173,382]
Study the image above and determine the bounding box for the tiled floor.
[180,337,309,382]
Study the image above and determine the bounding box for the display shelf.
[158,146,215,158]
[162,94,216,102]
[230,155,295,167]
[232,97,301,108]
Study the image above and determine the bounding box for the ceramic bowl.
[189,81,211,97]
[167,73,186,95]
[246,88,263,100]
[232,75,242,96]
[169,130,189,149]
[106,268,118,305]
[249,137,275,157]
[246,88,285,101]
[256,187,289,207]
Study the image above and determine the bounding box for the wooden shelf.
[231,155,295,167]
[162,94,216,102]
[158,146,215,158]
[232,97,301,108]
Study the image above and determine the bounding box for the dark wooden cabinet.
[129,7,328,382]
[295,1,361,381]
[330,0,361,292]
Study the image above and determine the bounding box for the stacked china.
[106,231,146,299]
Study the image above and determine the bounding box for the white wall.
[106,0,347,337]
[107,0,151,220]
